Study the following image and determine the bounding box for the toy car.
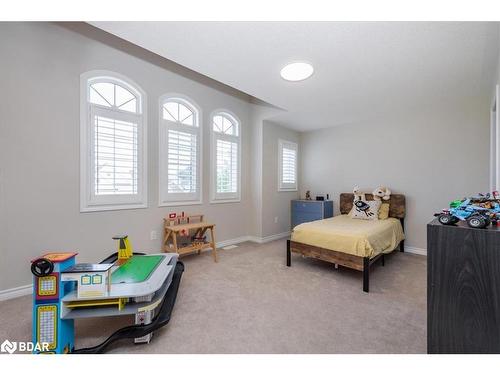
[435,195,500,229]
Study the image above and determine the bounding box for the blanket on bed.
[291,214,404,258]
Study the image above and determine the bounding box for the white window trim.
[278,139,298,192]
[158,93,203,207]
[80,70,148,212]
[210,110,242,204]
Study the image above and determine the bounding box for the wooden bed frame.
[286,193,405,293]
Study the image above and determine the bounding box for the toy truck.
[435,194,500,229]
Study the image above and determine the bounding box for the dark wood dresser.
[427,218,500,353]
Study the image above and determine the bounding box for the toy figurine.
[305,190,312,200]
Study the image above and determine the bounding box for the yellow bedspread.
[291,215,405,258]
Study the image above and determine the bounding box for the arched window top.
[162,97,199,127]
[212,111,239,136]
[80,71,147,212]
[87,75,142,114]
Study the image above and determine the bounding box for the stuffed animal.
[372,186,392,201]
[353,186,366,201]
[305,190,312,200]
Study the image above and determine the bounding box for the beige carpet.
[0,239,427,353]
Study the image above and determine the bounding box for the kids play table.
[60,254,178,344]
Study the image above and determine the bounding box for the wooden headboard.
[339,193,406,219]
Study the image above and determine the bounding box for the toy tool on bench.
[31,235,184,354]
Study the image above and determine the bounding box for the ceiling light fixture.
[280,62,314,82]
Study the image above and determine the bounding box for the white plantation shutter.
[167,130,197,193]
[94,115,138,195]
[211,112,241,202]
[281,147,296,184]
[80,71,147,212]
[159,96,201,205]
[279,140,298,191]
[216,139,238,193]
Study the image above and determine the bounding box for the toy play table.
[62,254,175,304]
[32,251,182,353]
[61,254,177,344]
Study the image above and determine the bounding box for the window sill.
[80,203,147,213]
[210,198,241,204]
[278,188,298,193]
[159,200,203,207]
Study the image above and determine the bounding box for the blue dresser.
[291,200,334,229]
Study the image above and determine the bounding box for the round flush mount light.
[280,62,314,82]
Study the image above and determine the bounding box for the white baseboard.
[405,246,427,256]
[0,284,32,301]
[215,232,291,248]
[216,236,253,249]
[248,231,291,244]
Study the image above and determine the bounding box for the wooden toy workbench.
[162,215,217,262]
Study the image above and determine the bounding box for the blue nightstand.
[291,200,334,229]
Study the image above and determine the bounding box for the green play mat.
[111,255,164,284]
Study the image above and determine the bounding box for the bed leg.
[400,240,405,252]
[381,254,385,267]
[363,257,369,293]
[286,240,291,267]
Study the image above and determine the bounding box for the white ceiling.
[91,22,499,131]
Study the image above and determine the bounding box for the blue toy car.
[435,198,500,229]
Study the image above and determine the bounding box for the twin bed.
[286,193,405,292]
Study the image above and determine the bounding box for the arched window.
[89,80,140,113]
[212,113,238,136]
[159,95,201,205]
[80,71,147,212]
[211,111,241,202]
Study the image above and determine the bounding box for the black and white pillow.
[350,199,381,220]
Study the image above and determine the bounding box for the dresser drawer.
[291,200,334,230]
[292,201,323,214]
[292,212,322,228]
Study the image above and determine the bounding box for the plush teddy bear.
[372,186,392,201]
[353,186,366,201]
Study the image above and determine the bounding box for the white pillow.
[350,200,381,220]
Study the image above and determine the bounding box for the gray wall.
[0,22,260,290]
[490,25,500,190]
[262,121,300,237]
[248,104,283,238]
[300,100,490,250]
